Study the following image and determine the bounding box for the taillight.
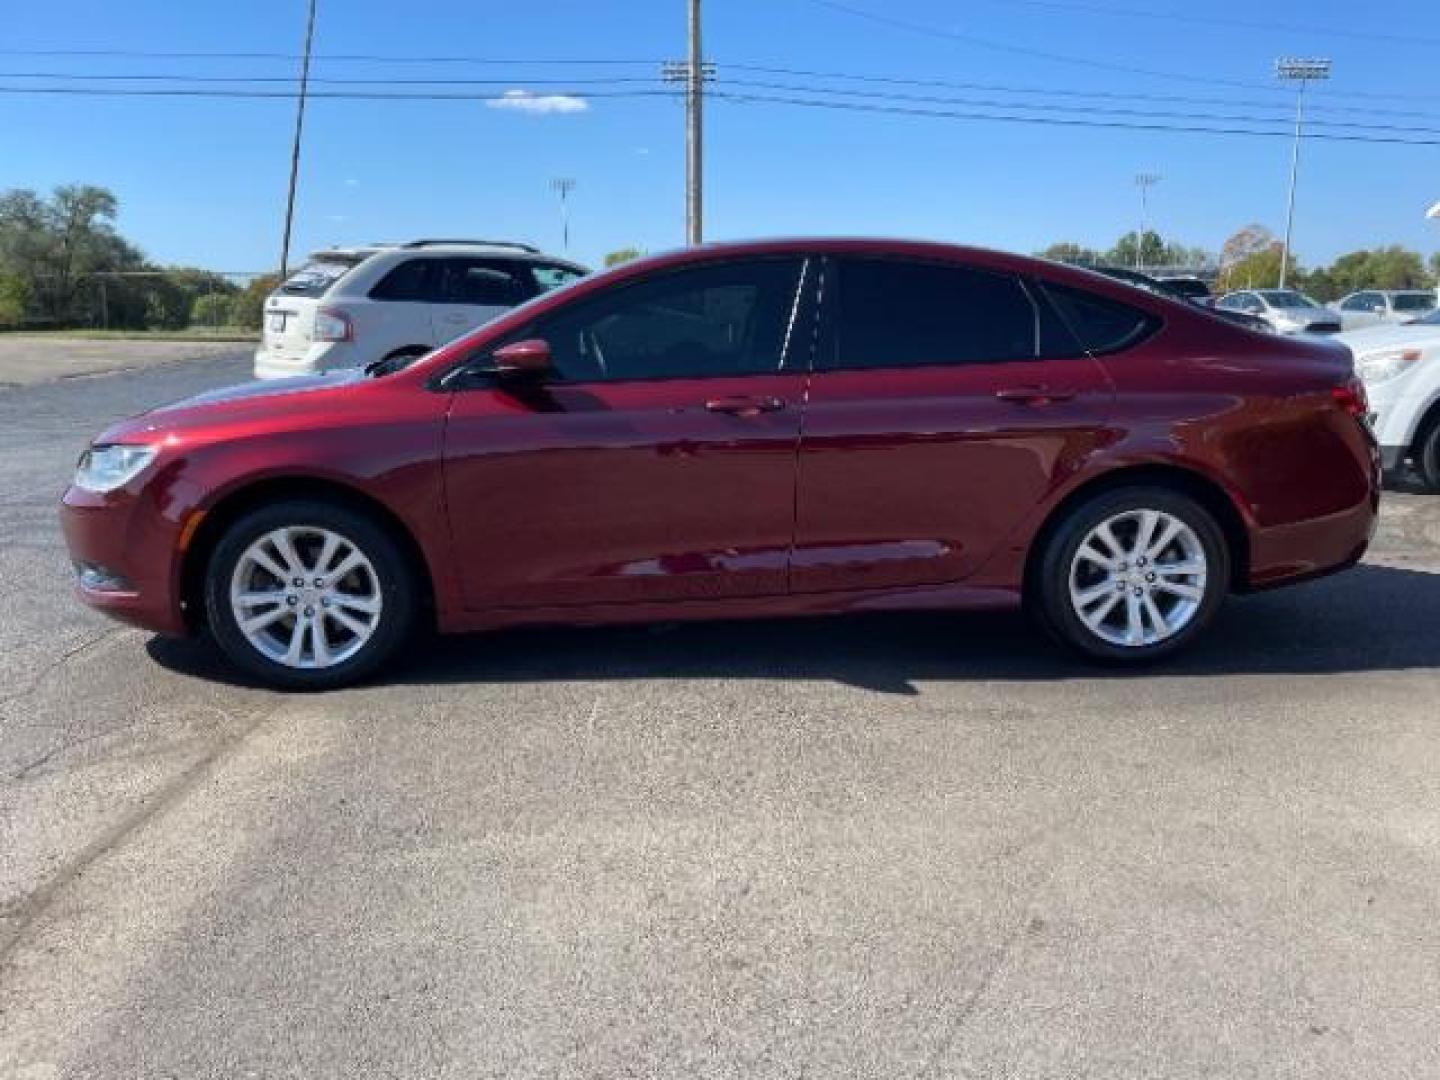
[1331,376,1368,418]
[313,307,353,342]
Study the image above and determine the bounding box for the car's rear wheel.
[204,500,415,689]
[1032,486,1229,662]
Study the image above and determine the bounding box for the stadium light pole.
[1134,172,1161,272]
[278,0,318,282]
[1275,57,1331,289]
[551,178,576,252]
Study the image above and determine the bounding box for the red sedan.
[60,239,1379,689]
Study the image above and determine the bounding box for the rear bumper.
[253,342,353,380]
[59,486,189,636]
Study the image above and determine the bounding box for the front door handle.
[704,395,786,417]
[995,385,1077,406]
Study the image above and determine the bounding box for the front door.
[442,257,815,610]
[792,256,1117,594]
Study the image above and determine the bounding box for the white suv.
[1338,307,1440,489]
[253,240,587,379]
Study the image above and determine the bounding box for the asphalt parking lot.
[2,351,1439,1078]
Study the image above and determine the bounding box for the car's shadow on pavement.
[148,563,1440,695]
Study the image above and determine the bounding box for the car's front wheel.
[1032,486,1229,662]
[204,500,415,689]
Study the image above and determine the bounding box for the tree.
[1035,241,1100,266]
[1217,243,1296,292]
[0,273,29,327]
[1106,230,1167,269]
[0,184,146,325]
[1220,224,1276,269]
[228,274,279,330]
[603,248,642,267]
[190,292,232,327]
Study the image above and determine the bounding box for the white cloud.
[486,89,589,115]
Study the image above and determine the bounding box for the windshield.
[531,263,586,293]
[1257,290,1317,309]
[1393,292,1437,312]
[277,258,357,298]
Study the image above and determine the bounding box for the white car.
[1215,289,1341,334]
[1338,308,1440,489]
[1329,289,1437,331]
[254,240,587,379]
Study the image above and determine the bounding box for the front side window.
[827,258,1040,371]
[522,258,806,383]
[440,259,533,306]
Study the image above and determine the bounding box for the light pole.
[278,0,318,282]
[1275,57,1331,289]
[1134,172,1161,272]
[550,178,576,252]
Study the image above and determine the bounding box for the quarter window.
[521,258,806,383]
[827,258,1040,371]
[1042,283,1159,355]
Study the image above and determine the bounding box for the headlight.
[1355,348,1422,385]
[74,444,157,493]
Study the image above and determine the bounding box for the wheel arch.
[180,475,438,634]
[1022,463,1252,599]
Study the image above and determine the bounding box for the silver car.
[1216,289,1341,334]
[1330,289,1437,331]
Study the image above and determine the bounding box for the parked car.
[1216,289,1341,334]
[1157,276,1211,303]
[1330,289,1437,331]
[253,240,587,379]
[1338,306,1440,488]
[1087,266,1271,333]
[63,239,1378,689]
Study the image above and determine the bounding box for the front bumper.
[59,485,190,636]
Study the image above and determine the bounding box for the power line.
[798,0,1287,94]
[0,47,659,65]
[709,90,1440,147]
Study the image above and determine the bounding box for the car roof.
[306,241,578,265]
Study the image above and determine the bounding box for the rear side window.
[1041,282,1159,355]
[368,258,435,302]
[827,258,1040,370]
[277,259,355,299]
[1394,293,1436,312]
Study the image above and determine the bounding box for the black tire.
[203,499,416,690]
[1415,413,1440,493]
[1030,485,1230,663]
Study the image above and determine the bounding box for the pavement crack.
[0,627,128,712]
[0,697,288,971]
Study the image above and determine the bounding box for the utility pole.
[550,178,576,252]
[1134,172,1161,273]
[278,0,318,282]
[662,3,713,245]
[1275,57,1331,289]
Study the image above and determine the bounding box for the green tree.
[1218,243,1296,292]
[190,292,232,327]
[1036,241,1100,266]
[0,272,30,326]
[228,274,279,330]
[1106,230,1169,269]
[0,184,147,326]
[603,248,642,267]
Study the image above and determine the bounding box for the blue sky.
[4,0,1438,273]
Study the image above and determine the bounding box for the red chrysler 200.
[60,239,1379,689]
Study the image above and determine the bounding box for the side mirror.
[490,338,553,377]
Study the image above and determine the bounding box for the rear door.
[430,257,536,345]
[442,256,815,609]
[792,256,1115,594]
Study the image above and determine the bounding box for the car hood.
[95,369,370,444]
[1336,322,1440,352]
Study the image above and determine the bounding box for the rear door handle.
[995,385,1077,405]
[704,395,786,417]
